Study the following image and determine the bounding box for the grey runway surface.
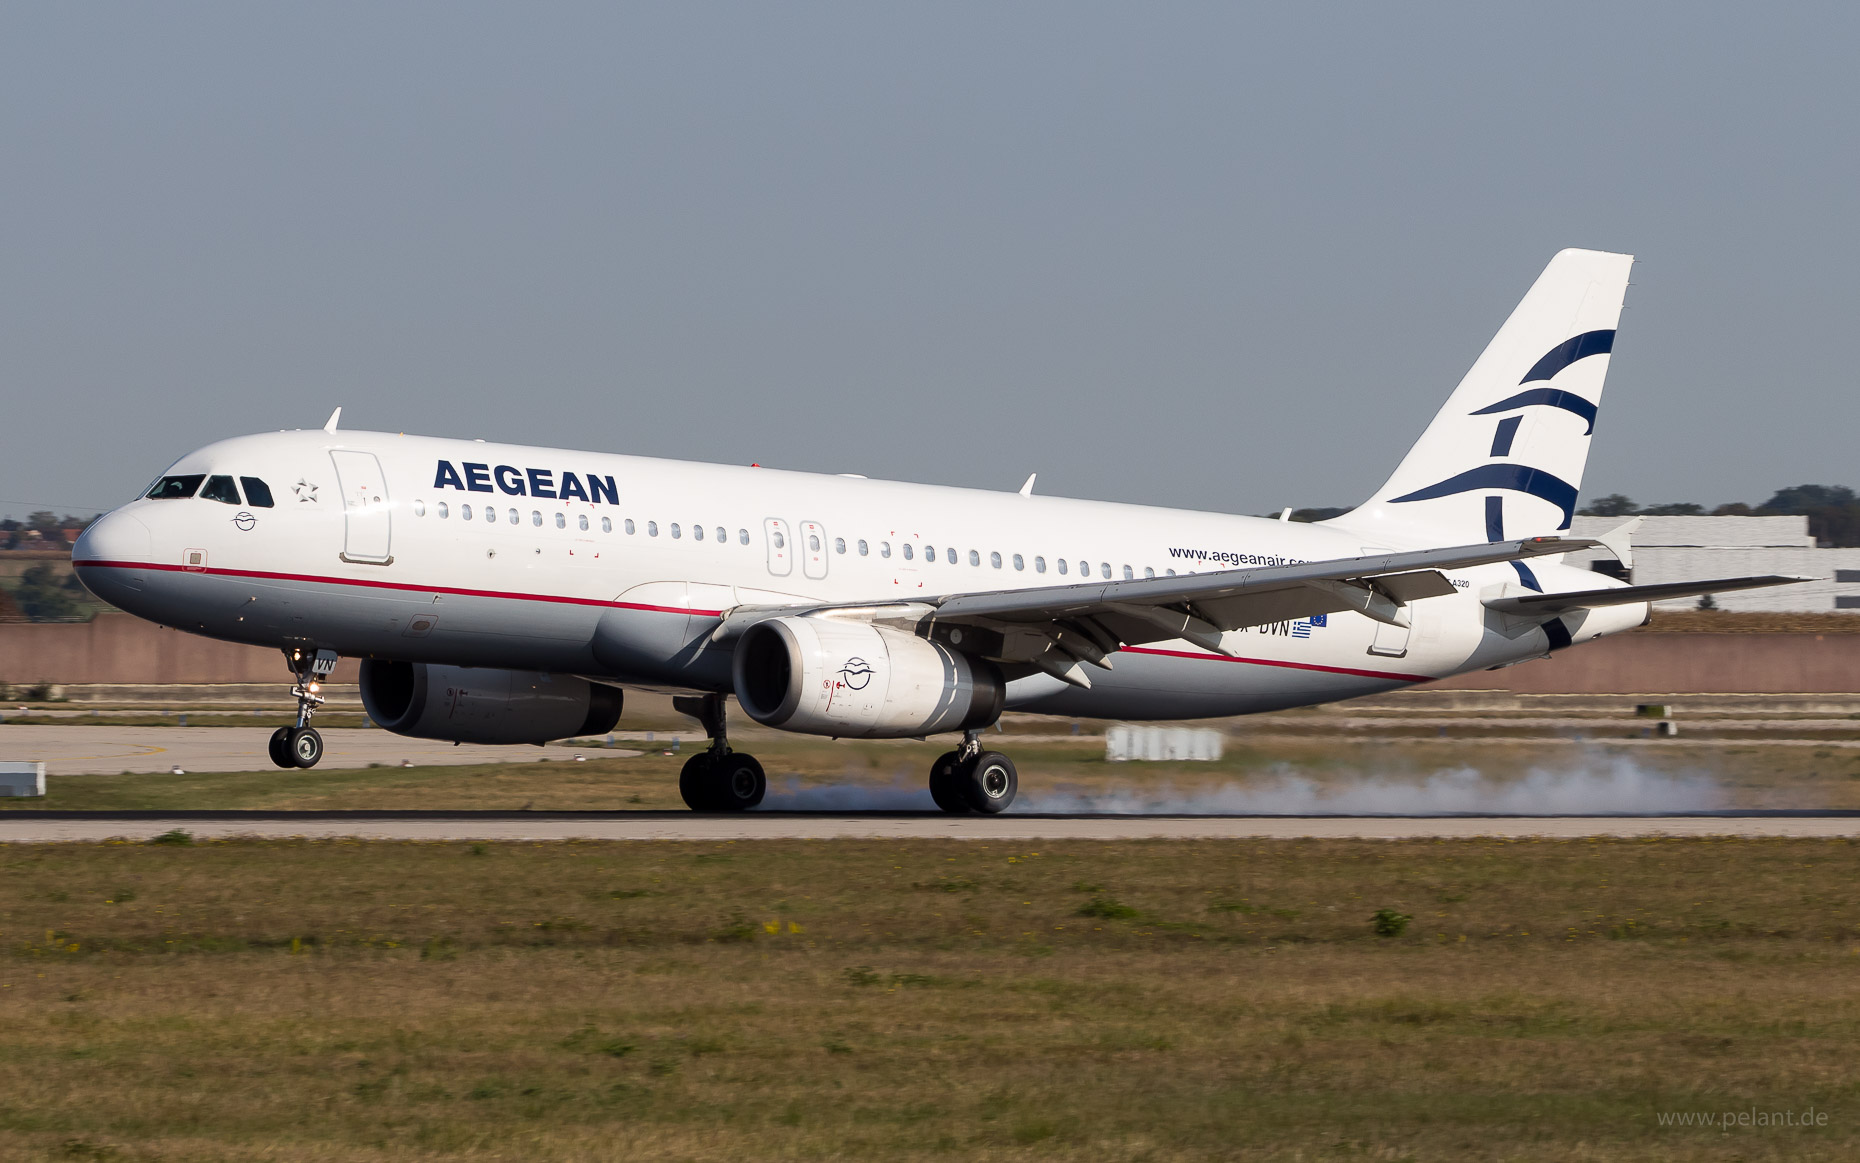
[3,811,1859,842]
[0,726,641,774]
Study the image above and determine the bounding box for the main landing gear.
[672,694,766,812]
[269,647,338,770]
[928,731,1018,814]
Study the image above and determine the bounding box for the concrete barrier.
[0,614,360,686]
[0,763,45,797]
[1422,633,1860,695]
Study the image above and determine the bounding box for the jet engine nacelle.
[732,616,1003,738]
[360,660,623,745]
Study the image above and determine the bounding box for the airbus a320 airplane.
[72,250,1797,813]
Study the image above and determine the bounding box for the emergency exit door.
[331,450,393,565]
[764,518,793,577]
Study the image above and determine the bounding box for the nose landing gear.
[269,647,339,770]
[928,730,1018,814]
[672,693,766,812]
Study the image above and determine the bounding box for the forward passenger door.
[331,451,392,565]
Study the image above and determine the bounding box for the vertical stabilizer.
[1335,249,1633,545]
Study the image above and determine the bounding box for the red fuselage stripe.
[1118,645,1431,683]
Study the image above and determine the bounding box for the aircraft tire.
[927,751,971,813]
[288,726,324,769]
[956,751,1017,814]
[707,752,766,812]
[678,753,715,811]
[267,727,294,770]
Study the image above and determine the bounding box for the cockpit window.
[240,477,275,508]
[146,475,205,500]
[200,475,242,505]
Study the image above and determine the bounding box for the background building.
[1565,516,1860,611]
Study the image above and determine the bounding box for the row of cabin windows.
[787,533,1177,579]
[145,475,275,507]
[416,500,754,543]
[412,501,1177,580]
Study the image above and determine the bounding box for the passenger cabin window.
[902,544,913,561]
[990,551,1002,569]
[239,477,275,508]
[648,522,659,537]
[1034,556,1046,573]
[577,514,588,531]
[1144,567,1155,578]
[601,517,612,533]
[880,542,891,558]
[693,524,704,541]
[924,544,935,561]
[947,547,957,565]
[508,508,519,525]
[414,500,426,517]
[624,519,635,534]
[1057,559,1068,575]
[834,537,846,554]
[146,475,205,500]
[1100,563,1111,579]
[969,550,980,566]
[858,539,869,556]
[737,528,748,545]
[1012,553,1023,571]
[531,511,542,526]
[437,502,449,519]
[555,513,565,529]
[462,505,474,521]
[1123,565,1134,580]
[716,527,726,543]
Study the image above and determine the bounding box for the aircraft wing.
[1482,575,1813,616]
[714,535,1596,688]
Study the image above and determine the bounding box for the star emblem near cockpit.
[293,479,319,503]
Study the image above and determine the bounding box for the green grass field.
[0,836,1857,1160]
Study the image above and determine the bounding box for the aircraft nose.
[73,509,153,564]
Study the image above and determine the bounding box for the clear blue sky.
[3,3,1855,521]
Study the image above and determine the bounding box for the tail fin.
[1337,248,1634,545]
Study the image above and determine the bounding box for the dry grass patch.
[0,838,1856,1159]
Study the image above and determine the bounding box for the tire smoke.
[753,752,1727,815]
[1015,753,1727,815]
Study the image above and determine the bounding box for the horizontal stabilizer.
[1483,575,1813,616]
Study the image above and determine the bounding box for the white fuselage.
[73,429,1644,722]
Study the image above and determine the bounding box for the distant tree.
[14,563,79,621]
[1762,485,1857,512]
[0,587,22,622]
[1711,502,1754,516]
[1577,494,1639,517]
[1639,503,1705,516]
[1755,484,1860,547]
[25,511,60,537]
